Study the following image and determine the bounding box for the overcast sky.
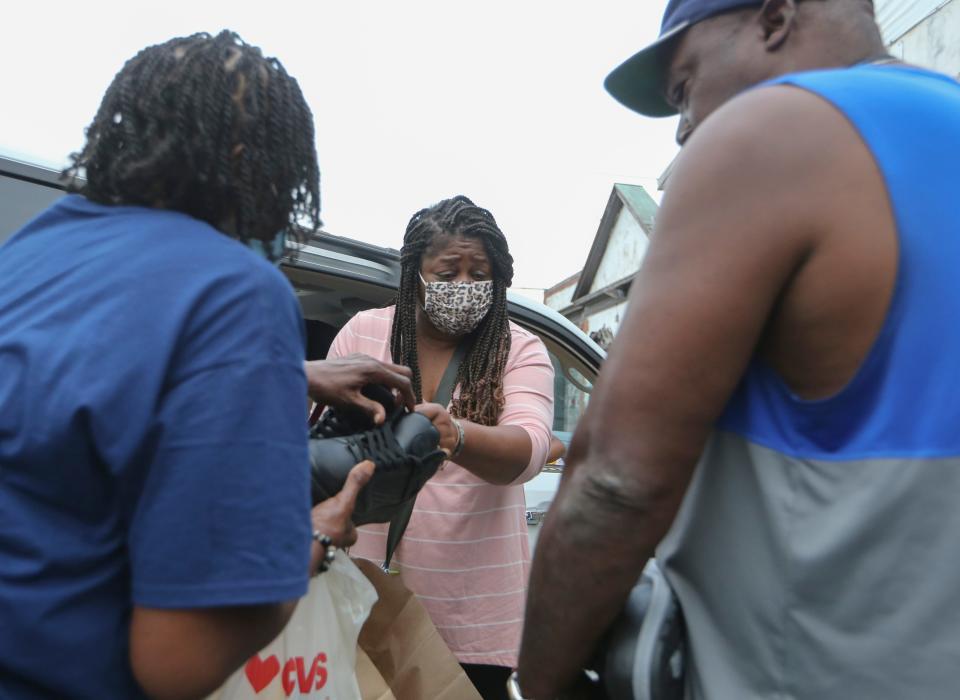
[0,1,678,289]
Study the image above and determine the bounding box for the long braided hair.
[63,30,320,260]
[390,196,514,426]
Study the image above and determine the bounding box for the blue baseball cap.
[604,0,763,117]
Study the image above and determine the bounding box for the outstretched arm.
[415,331,555,485]
[132,461,376,700]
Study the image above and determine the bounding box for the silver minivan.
[0,153,604,544]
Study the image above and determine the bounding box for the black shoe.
[308,388,445,525]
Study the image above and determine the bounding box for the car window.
[0,158,69,245]
[524,348,595,541]
[552,356,592,439]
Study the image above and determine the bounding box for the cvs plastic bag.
[210,554,378,700]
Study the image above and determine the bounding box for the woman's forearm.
[455,422,532,484]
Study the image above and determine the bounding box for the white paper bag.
[210,554,378,700]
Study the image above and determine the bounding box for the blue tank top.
[658,65,960,700]
[722,64,960,460]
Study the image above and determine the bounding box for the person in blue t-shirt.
[0,31,415,700]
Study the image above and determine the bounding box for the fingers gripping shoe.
[311,383,396,438]
[308,387,446,525]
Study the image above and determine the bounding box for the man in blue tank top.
[518,1,960,698]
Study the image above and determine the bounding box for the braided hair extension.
[390,196,515,426]
[62,30,320,260]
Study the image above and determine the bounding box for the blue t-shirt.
[0,195,312,698]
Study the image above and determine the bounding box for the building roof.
[545,270,581,298]
[571,183,657,302]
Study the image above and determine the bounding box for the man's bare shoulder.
[668,84,860,209]
[659,83,870,265]
[659,83,897,400]
[688,82,857,156]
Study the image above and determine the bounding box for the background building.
[544,184,657,433]
[880,0,960,74]
[545,183,656,348]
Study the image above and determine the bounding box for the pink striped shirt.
[328,306,554,667]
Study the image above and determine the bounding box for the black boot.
[308,385,445,525]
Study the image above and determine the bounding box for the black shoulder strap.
[435,341,469,412]
[383,341,468,572]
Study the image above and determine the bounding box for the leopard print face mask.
[420,273,494,336]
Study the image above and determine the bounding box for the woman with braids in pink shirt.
[329,195,554,699]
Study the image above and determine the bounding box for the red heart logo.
[245,654,280,694]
